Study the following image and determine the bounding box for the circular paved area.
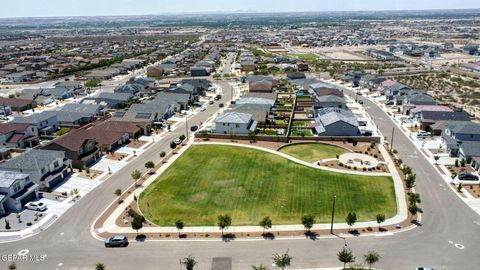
[339,153,380,169]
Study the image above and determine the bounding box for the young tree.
[409,193,421,204]
[460,159,466,167]
[408,203,419,220]
[272,250,293,270]
[145,161,155,172]
[406,174,416,189]
[217,214,232,237]
[345,212,357,230]
[337,248,355,269]
[364,251,380,270]
[114,188,122,202]
[259,216,272,235]
[175,219,185,238]
[170,141,177,151]
[179,134,186,141]
[301,214,315,233]
[131,170,142,186]
[376,214,385,230]
[8,262,16,270]
[131,215,144,235]
[181,255,197,270]
[95,263,106,270]
[159,151,166,158]
[248,131,257,142]
[5,219,10,230]
[434,155,440,164]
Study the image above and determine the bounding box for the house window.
[236,124,240,128]
[12,182,21,192]
[54,161,59,168]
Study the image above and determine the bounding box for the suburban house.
[313,95,347,109]
[0,97,37,112]
[42,130,101,169]
[154,93,192,112]
[214,112,258,135]
[416,111,470,132]
[88,120,149,139]
[81,92,133,109]
[401,91,437,114]
[231,103,272,124]
[0,123,39,148]
[56,103,100,127]
[190,67,210,77]
[287,73,306,80]
[442,121,480,160]
[249,79,273,93]
[384,83,411,102]
[12,111,58,135]
[146,66,165,77]
[0,171,38,215]
[0,149,72,190]
[313,108,360,136]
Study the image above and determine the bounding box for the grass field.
[279,143,348,163]
[139,145,396,226]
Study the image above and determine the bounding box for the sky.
[1,0,479,18]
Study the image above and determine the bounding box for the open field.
[139,145,396,226]
[279,143,349,163]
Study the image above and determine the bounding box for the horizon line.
[0,7,479,20]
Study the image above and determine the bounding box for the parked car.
[458,172,479,181]
[385,101,394,106]
[173,139,182,145]
[104,235,128,248]
[190,125,199,132]
[200,107,206,112]
[416,267,433,270]
[416,131,431,138]
[214,94,222,101]
[25,201,47,211]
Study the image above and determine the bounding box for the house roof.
[60,103,100,115]
[12,111,57,125]
[215,112,252,124]
[421,111,470,122]
[315,94,346,104]
[0,149,65,171]
[315,108,358,128]
[410,105,453,114]
[459,141,480,157]
[0,97,35,108]
[0,171,29,188]
[236,97,275,107]
[45,129,94,151]
[446,121,480,135]
[97,92,133,102]
[231,103,270,122]
[0,123,30,135]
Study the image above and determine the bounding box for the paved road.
[2,82,480,270]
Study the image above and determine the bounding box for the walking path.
[95,141,408,237]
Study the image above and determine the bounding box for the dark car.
[209,100,214,105]
[190,125,199,132]
[458,172,479,181]
[214,94,222,101]
[219,103,224,108]
[104,235,128,248]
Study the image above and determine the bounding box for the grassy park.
[279,143,348,163]
[139,145,396,226]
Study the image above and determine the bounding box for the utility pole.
[390,127,395,149]
[330,195,336,234]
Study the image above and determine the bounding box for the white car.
[25,201,47,211]
[417,131,431,138]
[200,107,206,112]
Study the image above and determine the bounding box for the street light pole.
[390,127,395,149]
[330,195,336,234]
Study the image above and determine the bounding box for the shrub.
[205,234,210,237]
[363,168,366,171]
[393,149,398,154]
[26,222,32,226]
[366,226,373,231]
[166,234,170,238]
[374,154,378,158]
[353,166,357,170]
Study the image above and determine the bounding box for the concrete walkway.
[97,141,408,236]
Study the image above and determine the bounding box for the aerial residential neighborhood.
[0,1,480,270]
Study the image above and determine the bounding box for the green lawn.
[139,145,396,226]
[279,143,349,163]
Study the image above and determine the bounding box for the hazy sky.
[1,0,479,18]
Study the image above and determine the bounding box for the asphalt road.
[1,83,480,270]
